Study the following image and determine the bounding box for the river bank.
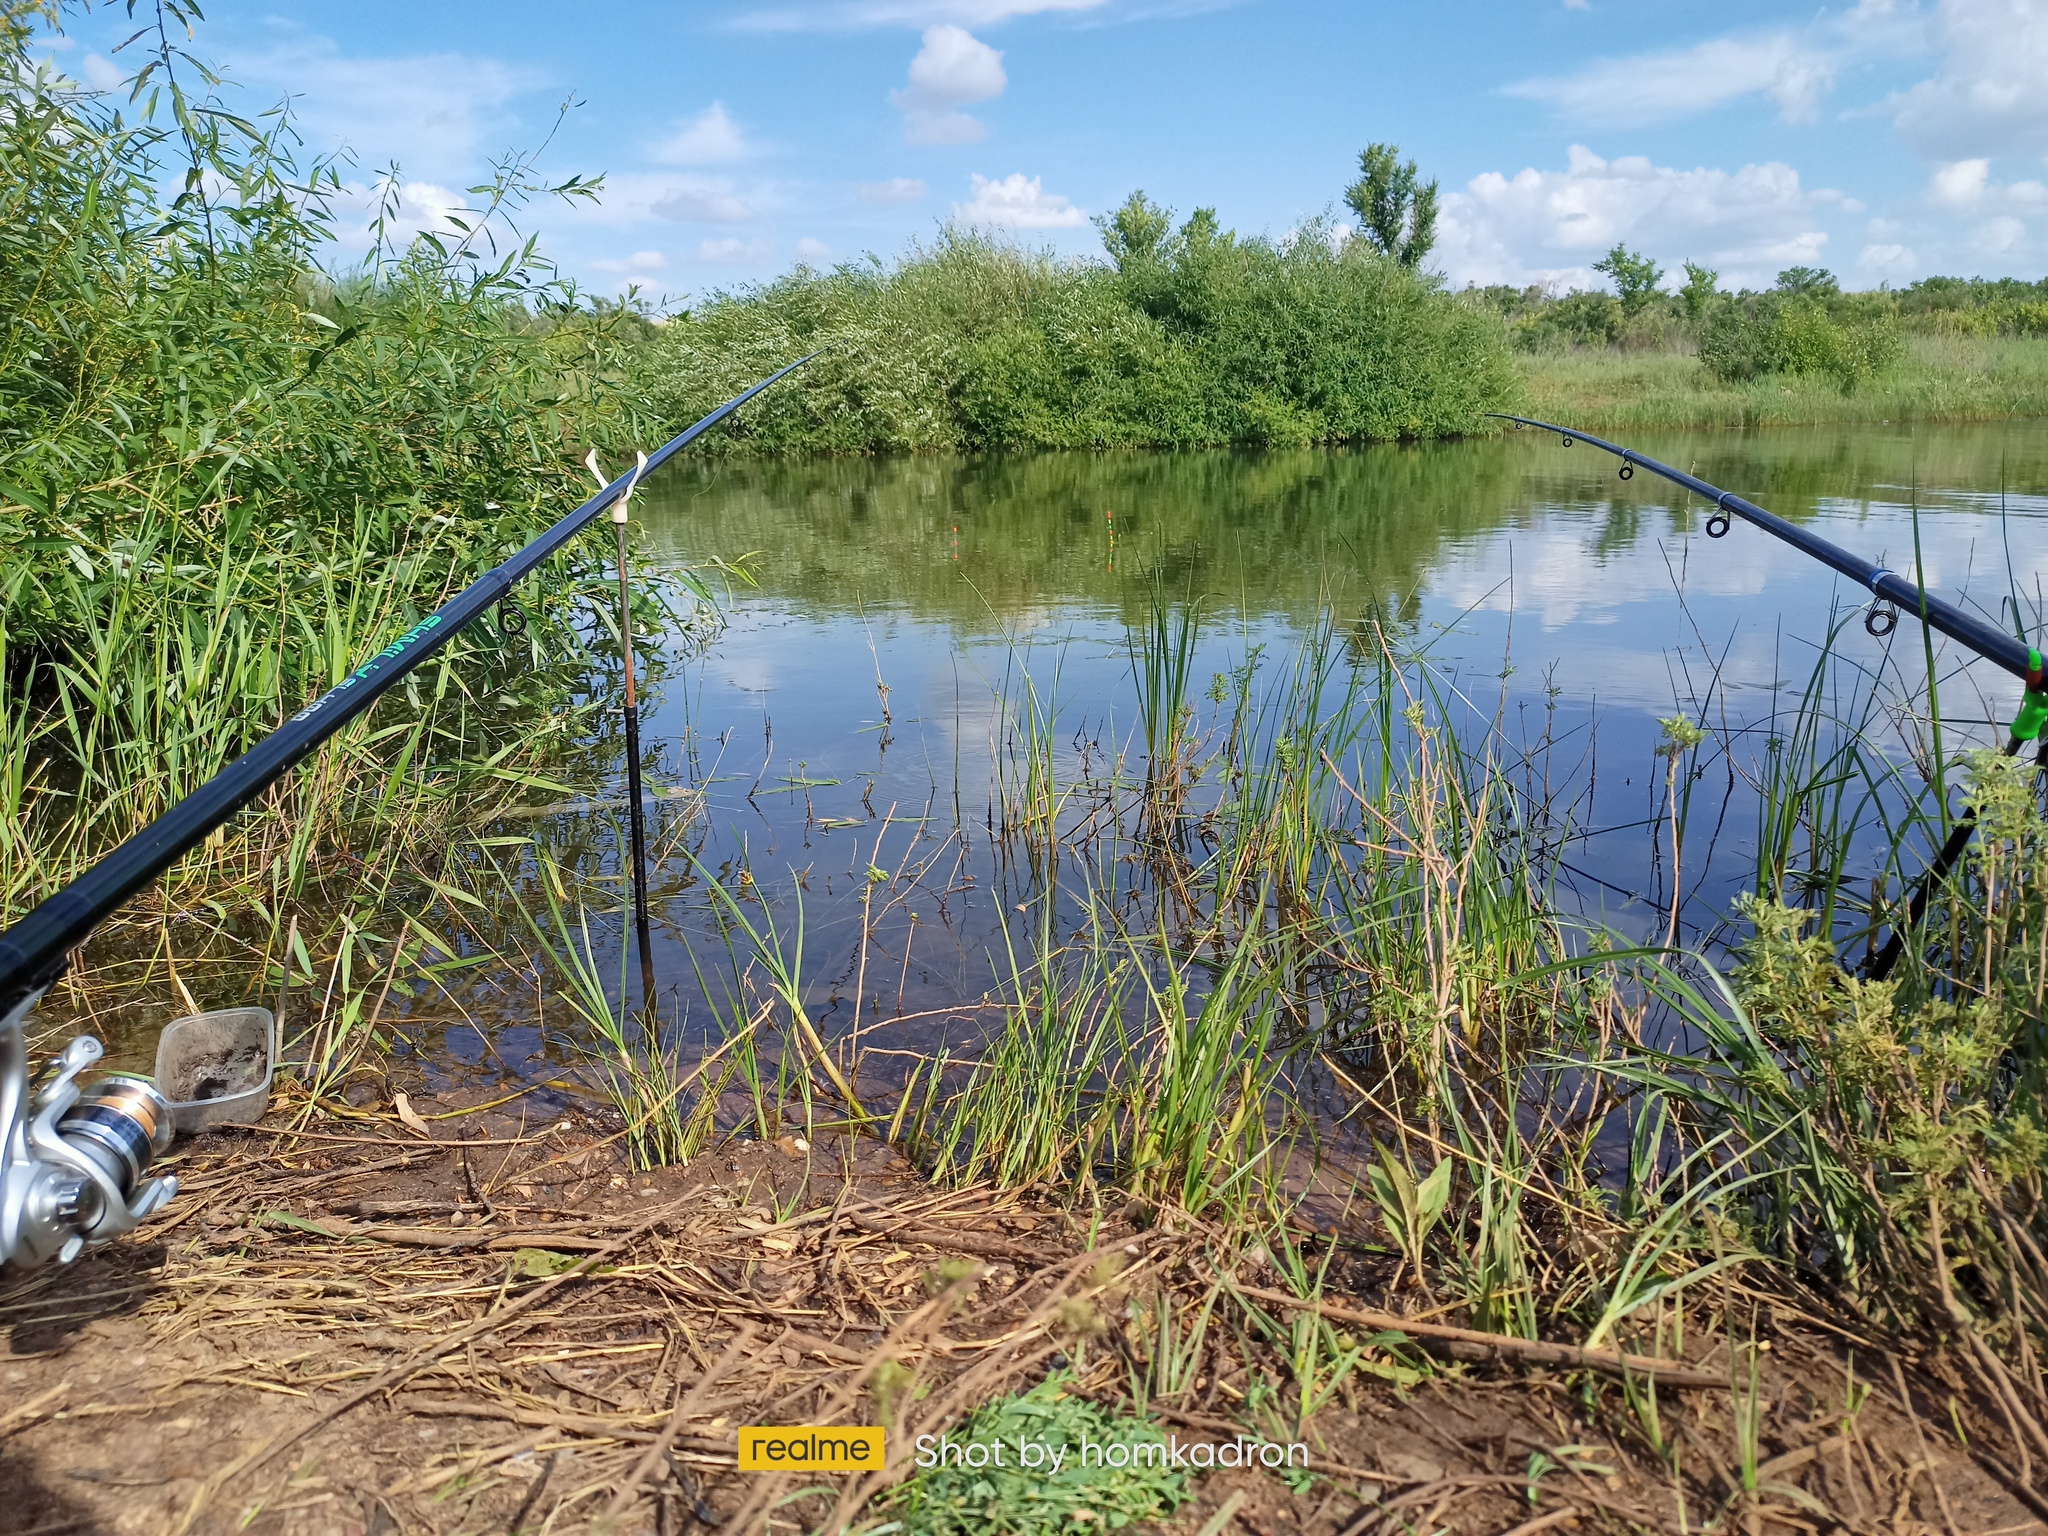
[6,1097,2038,1536]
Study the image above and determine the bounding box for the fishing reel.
[0,990,177,1270]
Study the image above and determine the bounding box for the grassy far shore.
[1520,333,2048,433]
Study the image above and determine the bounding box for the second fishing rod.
[1491,413,2048,980]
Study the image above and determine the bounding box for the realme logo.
[737,1427,883,1472]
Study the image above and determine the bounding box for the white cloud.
[1889,0,2048,159]
[796,236,834,261]
[1436,145,1836,290]
[1976,215,2027,253]
[1932,158,1991,205]
[324,178,472,256]
[79,52,123,91]
[908,110,985,145]
[857,176,929,204]
[951,171,1086,229]
[652,182,758,223]
[653,103,753,165]
[1924,160,2048,226]
[1858,241,1917,272]
[699,236,771,263]
[222,34,541,182]
[589,250,668,274]
[1509,31,1838,127]
[544,171,774,230]
[892,25,1004,143]
[1834,157,2048,278]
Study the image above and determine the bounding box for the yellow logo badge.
[738,1426,884,1472]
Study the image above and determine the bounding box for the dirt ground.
[0,1088,2041,1536]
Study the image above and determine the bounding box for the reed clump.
[0,6,669,939]
[771,606,2044,1484]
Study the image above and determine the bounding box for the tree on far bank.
[1344,143,1438,269]
[1775,266,1839,299]
[1679,261,1719,322]
[1097,191,1173,272]
[1593,244,1663,316]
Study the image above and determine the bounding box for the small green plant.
[882,1374,1192,1536]
[1730,1339,1764,1494]
[1463,1158,1535,1339]
[1366,1144,1452,1294]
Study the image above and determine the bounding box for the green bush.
[1911,298,2048,339]
[1507,290,1624,352]
[1697,296,1902,390]
[636,210,1518,453]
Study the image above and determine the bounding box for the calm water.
[88,420,2030,1093]
[384,420,2046,1088]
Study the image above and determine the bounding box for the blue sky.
[37,1,2048,303]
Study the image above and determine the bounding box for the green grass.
[1519,335,2048,432]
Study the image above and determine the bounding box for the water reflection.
[362,419,2046,1104]
[614,421,2048,1030]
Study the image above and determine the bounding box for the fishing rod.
[0,354,815,1270]
[1491,414,2048,981]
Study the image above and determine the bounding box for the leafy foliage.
[1593,244,1663,317]
[1343,141,1440,270]
[1773,265,1841,300]
[1697,294,1902,390]
[1599,741,2047,1364]
[637,219,1516,453]
[0,2,656,910]
[882,1374,1191,1536]
[1678,262,1720,322]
